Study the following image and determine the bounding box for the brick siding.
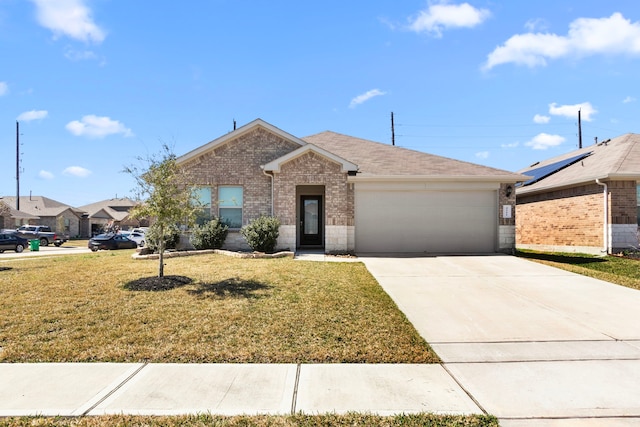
[181,128,301,225]
[273,152,353,227]
[516,180,638,251]
[181,128,353,251]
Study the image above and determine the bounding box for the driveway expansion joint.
[440,363,488,415]
[81,362,148,416]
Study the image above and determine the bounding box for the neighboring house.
[0,200,40,229]
[1,196,85,237]
[516,133,640,255]
[78,197,147,236]
[178,119,526,253]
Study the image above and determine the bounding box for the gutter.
[595,179,608,254]
[261,167,274,216]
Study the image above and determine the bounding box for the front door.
[300,195,323,246]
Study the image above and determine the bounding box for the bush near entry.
[190,218,229,250]
[240,215,280,253]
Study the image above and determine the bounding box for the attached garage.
[354,182,498,253]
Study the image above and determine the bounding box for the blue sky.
[2,0,640,207]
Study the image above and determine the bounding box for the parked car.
[0,232,29,253]
[15,225,67,246]
[131,227,148,235]
[127,231,146,247]
[118,230,145,247]
[88,233,138,251]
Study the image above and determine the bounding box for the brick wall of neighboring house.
[57,209,81,238]
[516,180,638,253]
[180,128,302,250]
[608,181,639,251]
[516,184,604,252]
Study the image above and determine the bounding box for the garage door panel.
[355,190,497,253]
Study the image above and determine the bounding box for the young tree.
[0,201,10,229]
[124,145,199,278]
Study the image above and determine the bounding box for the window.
[219,186,243,228]
[192,187,212,225]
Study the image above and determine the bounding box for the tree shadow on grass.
[187,277,272,300]
[124,275,193,291]
[0,267,13,272]
[516,250,606,265]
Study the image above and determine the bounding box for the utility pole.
[391,112,395,146]
[578,109,582,149]
[16,121,20,210]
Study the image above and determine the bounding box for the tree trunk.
[158,225,165,278]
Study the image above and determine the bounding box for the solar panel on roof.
[519,152,592,186]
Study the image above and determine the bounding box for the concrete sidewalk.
[360,254,640,426]
[0,363,481,417]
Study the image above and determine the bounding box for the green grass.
[0,250,437,363]
[0,414,499,427]
[516,249,640,290]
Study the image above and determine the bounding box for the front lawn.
[516,250,640,290]
[0,251,437,363]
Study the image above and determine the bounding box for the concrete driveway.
[360,254,640,426]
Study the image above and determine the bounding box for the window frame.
[192,186,213,225]
[218,186,243,229]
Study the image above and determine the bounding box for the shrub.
[190,218,229,250]
[240,215,281,253]
[145,223,180,253]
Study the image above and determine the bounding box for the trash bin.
[30,239,40,251]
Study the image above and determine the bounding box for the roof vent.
[597,139,611,146]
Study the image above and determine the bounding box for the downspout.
[261,167,274,216]
[595,179,608,254]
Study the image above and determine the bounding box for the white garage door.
[355,189,497,253]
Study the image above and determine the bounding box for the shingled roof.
[1,196,85,218]
[78,198,139,221]
[302,131,526,181]
[517,133,640,195]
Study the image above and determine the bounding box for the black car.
[0,232,29,253]
[88,233,138,251]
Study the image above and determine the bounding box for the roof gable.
[262,143,358,173]
[79,198,138,220]
[177,118,308,164]
[517,133,640,194]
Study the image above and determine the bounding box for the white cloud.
[62,166,91,177]
[30,0,106,43]
[39,170,54,180]
[501,141,519,148]
[475,151,489,159]
[623,96,636,103]
[349,89,386,108]
[525,133,566,150]
[408,1,490,37]
[549,102,597,121]
[64,47,98,61]
[484,13,640,70]
[0,82,7,96]
[66,115,133,138]
[17,110,48,122]
[533,114,550,124]
[524,18,548,32]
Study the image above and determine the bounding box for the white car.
[119,231,145,247]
